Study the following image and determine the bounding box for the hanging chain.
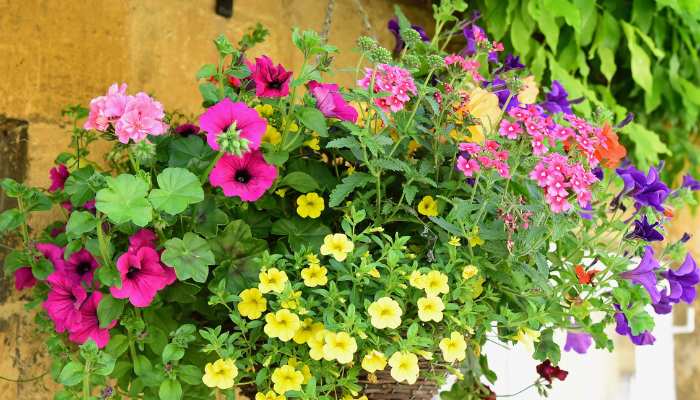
[352,0,375,38]
[320,0,336,43]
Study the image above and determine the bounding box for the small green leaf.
[621,123,670,170]
[159,379,183,400]
[271,218,331,250]
[280,171,319,193]
[0,209,24,232]
[64,166,97,207]
[58,361,84,386]
[66,211,97,237]
[96,174,153,227]
[97,294,126,328]
[598,47,617,82]
[162,343,185,364]
[199,82,220,104]
[298,107,328,137]
[148,168,204,215]
[196,64,217,79]
[328,172,373,207]
[162,233,215,283]
[622,22,653,93]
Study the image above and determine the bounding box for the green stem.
[96,215,112,266]
[200,152,225,184]
[82,360,92,400]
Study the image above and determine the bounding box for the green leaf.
[598,47,617,82]
[162,343,185,364]
[621,123,671,170]
[133,354,152,376]
[280,171,319,193]
[94,352,116,376]
[96,174,153,227]
[168,135,215,170]
[97,294,126,328]
[328,172,373,207]
[297,107,328,137]
[622,22,653,93]
[213,34,235,55]
[148,168,204,215]
[574,0,597,45]
[543,0,580,33]
[209,220,268,291]
[196,64,217,79]
[628,309,655,336]
[105,334,129,358]
[66,211,97,237]
[271,218,331,251]
[533,329,561,363]
[510,13,532,58]
[159,379,183,400]
[0,209,23,232]
[64,166,97,207]
[58,361,84,386]
[162,233,215,283]
[192,197,229,238]
[529,2,560,51]
[199,82,220,104]
[178,364,203,386]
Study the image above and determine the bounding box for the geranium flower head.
[362,350,388,373]
[264,309,301,341]
[271,365,304,394]
[296,192,325,218]
[202,358,238,389]
[251,55,292,98]
[322,331,357,364]
[417,296,445,322]
[439,332,467,362]
[620,246,661,303]
[199,98,266,153]
[110,246,176,307]
[209,150,277,202]
[237,288,267,319]
[564,331,592,354]
[320,233,354,261]
[258,268,288,294]
[308,81,358,122]
[67,291,117,348]
[49,164,69,192]
[388,351,419,384]
[84,83,129,131]
[367,297,403,329]
[114,92,168,144]
[43,272,88,333]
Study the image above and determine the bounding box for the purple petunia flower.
[387,19,429,53]
[620,246,661,303]
[495,54,525,74]
[666,253,699,303]
[174,123,200,137]
[614,304,656,346]
[682,174,700,191]
[487,77,519,111]
[564,331,593,354]
[615,165,670,212]
[541,81,573,115]
[626,215,664,242]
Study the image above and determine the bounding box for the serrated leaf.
[328,172,373,207]
[148,168,204,215]
[96,174,152,227]
[621,123,670,170]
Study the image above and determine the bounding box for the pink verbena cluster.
[84,83,168,144]
[357,64,417,112]
[456,140,511,179]
[529,153,598,213]
[444,54,484,82]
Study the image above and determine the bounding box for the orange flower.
[574,264,599,285]
[594,124,627,168]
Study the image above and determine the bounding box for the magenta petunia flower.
[251,55,292,98]
[199,98,266,153]
[110,246,176,307]
[308,81,358,122]
[68,291,116,348]
[36,242,66,269]
[49,164,69,192]
[60,249,99,284]
[14,267,37,291]
[128,228,158,252]
[43,272,88,333]
[209,150,277,202]
[114,92,168,144]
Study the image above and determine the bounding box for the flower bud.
[427,54,445,69]
[368,47,393,64]
[216,121,251,156]
[400,28,422,48]
[130,139,157,165]
[402,54,420,69]
[357,36,378,52]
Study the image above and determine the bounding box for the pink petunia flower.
[14,267,37,291]
[35,242,66,269]
[128,228,158,252]
[114,92,168,144]
[209,150,277,202]
[43,272,88,333]
[110,246,176,308]
[199,98,266,153]
[60,249,99,284]
[84,83,129,131]
[251,56,292,98]
[49,164,69,192]
[308,81,358,122]
[68,291,116,348]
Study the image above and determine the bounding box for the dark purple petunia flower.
[536,360,568,383]
[653,289,674,314]
[681,233,692,243]
[666,253,699,303]
[541,81,573,115]
[387,19,429,53]
[615,165,670,212]
[564,331,593,354]
[487,77,519,111]
[463,24,486,56]
[682,174,700,191]
[592,167,604,181]
[496,54,525,74]
[614,305,656,345]
[174,123,200,137]
[620,246,661,303]
[626,215,664,242]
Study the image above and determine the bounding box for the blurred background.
[0,1,698,399]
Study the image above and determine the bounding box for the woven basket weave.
[240,361,444,400]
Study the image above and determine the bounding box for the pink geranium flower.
[68,291,116,348]
[49,164,69,192]
[60,249,99,284]
[199,98,266,152]
[114,92,168,144]
[251,56,292,98]
[14,267,37,291]
[308,81,358,122]
[110,246,176,307]
[43,272,88,333]
[209,150,277,202]
[84,83,129,131]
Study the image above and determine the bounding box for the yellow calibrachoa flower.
[281,290,302,310]
[409,271,426,289]
[518,75,539,104]
[388,351,420,384]
[322,331,357,364]
[307,329,327,360]
[275,188,288,197]
[256,391,284,400]
[320,233,354,261]
[362,350,387,373]
[300,263,328,287]
[423,271,449,297]
[304,136,320,151]
[262,125,282,145]
[293,318,324,344]
[439,332,467,362]
[465,87,500,141]
[368,268,380,278]
[255,104,274,117]
[258,268,288,294]
[467,226,485,247]
[367,297,403,329]
[287,358,312,384]
[448,236,461,247]
[514,327,541,353]
[237,288,267,320]
[202,358,238,389]
[462,265,479,280]
[417,196,438,217]
[288,122,299,133]
[264,309,301,342]
[306,253,320,264]
[271,365,304,394]
[296,192,325,218]
[417,296,445,322]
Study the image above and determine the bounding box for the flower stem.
[82,360,92,400]
[200,151,225,184]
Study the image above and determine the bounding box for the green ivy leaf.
[280,171,319,193]
[162,233,215,283]
[297,107,328,137]
[148,168,204,215]
[96,174,152,227]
